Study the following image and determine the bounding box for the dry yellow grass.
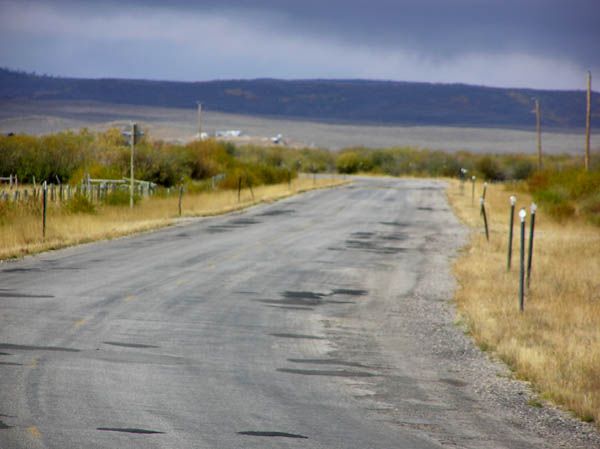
[0,177,345,260]
[447,179,600,425]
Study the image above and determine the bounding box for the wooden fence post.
[480,197,489,242]
[178,185,183,217]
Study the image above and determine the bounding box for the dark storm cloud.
[0,0,598,88]
[52,0,599,66]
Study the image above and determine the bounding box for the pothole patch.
[439,378,468,387]
[257,209,295,216]
[331,288,368,296]
[283,291,325,300]
[103,342,159,349]
[0,343,79,352]
[238,430,308,439]
[288,358,369,368]
[97,427,165,434]
[269,333,325,340]
[0,291,54,298]
[277,368,376,377]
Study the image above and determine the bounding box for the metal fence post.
[507,195,516,270]
[519,208,526,312]
[527,203,537,288]
[471,176,476,205]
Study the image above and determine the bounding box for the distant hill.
[1,68,597,129]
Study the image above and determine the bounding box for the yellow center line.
[28,358,38,368]
[124,295,136,302]
[27,426,41,439]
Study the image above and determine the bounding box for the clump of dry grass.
[448,179,600,425]
[0,177,345,260]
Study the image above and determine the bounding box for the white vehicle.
[216,130,242,137]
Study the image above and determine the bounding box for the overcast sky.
[0,0,598,90]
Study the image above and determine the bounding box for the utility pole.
[585,71,592,171]
[121,122,142,208]
[535,99,542,170]
[197,102,202,139]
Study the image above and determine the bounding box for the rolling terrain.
[1,68,598,129]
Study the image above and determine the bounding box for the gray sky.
[0,0,598,89]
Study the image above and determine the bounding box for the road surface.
[0,178,586,448]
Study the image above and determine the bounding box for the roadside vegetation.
[448,178,600,426]
[528,168,600,225]
[0,130,336,187]
[0,177,342,260]
[336,145,600,225]
[1,130,597,248]
[336,146,579,180]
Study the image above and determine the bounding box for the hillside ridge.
[1,68,597,129]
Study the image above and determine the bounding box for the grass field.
[448,179,600,425]
[0,177,344,261]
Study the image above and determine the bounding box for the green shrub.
[336,151,372,173]
[533,187,574,220]
[476,156,505,181]
[507,158,535,180]
[528,167,600,224]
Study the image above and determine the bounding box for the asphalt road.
[0,178,579,448]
